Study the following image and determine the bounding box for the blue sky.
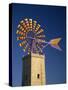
[11,3,66,86]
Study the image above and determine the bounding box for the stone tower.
[22,53,46,86]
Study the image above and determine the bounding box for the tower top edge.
[31,52,45,58]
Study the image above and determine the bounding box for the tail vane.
[49,38,62,51]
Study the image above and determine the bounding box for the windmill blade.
[49,38,62,51]
[16,30,19,34]
[17,36,25,40]
[16,30,24,35]
[32,20,37,31]
[35,24,40,32]
[17,25,23,30]
[17,23,25,32]
[20,20,28,31]
[17,24,20,28]
[36,29,44,35]
[29,19,32,31]
[17,33,26,40]
[24,18,30,30]
[19,40,27,47]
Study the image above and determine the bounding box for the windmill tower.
[22,53,46,86]
[16,18,61,86]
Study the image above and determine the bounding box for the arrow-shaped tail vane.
[49,38,62,51]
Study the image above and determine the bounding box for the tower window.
[37,74,40,79]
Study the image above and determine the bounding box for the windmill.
[16,18,61,86]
